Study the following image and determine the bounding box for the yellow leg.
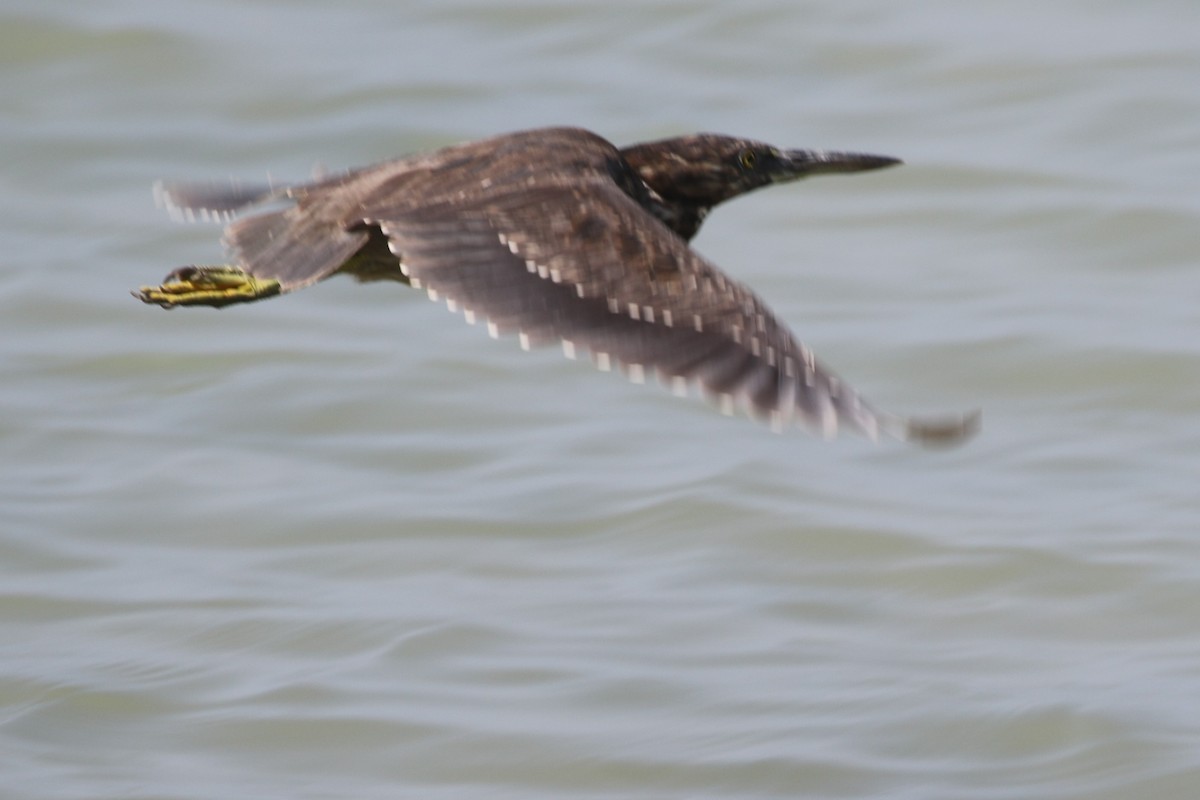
[134,265,282,308]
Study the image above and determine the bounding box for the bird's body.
[138,126,977,444]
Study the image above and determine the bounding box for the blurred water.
[2,1,1199,798]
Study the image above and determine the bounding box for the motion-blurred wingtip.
[900,409,982,448]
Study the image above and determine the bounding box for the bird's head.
[621,134,901,239]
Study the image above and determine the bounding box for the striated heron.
[136,126,979,445]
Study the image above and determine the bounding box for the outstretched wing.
[152,126,631,228]
[362,180,975,443]
[153,179,286,223]
[149,128,634,296]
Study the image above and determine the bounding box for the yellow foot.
[134,265,282,308]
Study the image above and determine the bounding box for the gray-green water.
[3,1,1199,798]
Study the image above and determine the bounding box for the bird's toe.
[134,265,281,308]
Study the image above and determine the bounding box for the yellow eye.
[738,149,758,169]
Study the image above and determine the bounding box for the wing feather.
[364,183,937,439]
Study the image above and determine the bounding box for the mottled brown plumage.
[140,126,978,444]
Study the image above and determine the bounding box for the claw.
[134,265,282,308]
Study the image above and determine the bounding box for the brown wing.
[163,127,632,295]
[362,180,973,442]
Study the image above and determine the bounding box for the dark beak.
[780,149,903,178]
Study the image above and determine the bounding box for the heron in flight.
[137,127,978,444]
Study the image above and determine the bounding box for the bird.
[136,126,978,445]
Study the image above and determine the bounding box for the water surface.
[2,2,1199,798]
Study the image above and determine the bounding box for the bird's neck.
[645,196,709,241]
[610,155,710,240]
